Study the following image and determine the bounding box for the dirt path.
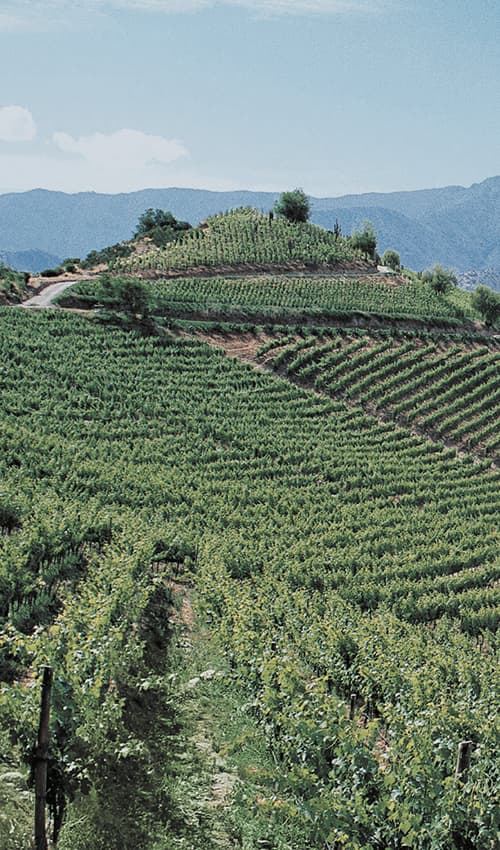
[21,280,79,308]
[169,581,238,848]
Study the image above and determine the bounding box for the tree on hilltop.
[382,249,401,271]
[422,263,457,294]
[351,221,377,261]
[135,208,191,247]
[274,189,310,224]
[472,285,500,325]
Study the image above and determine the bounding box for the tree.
[111,277,150,317]
[422,263,457,294]
[351,221,377,260]
[472,285,500,325]
[274,189,310,224]
[382,249,400,271]
[135,208,177,235]
[135,209,191,247]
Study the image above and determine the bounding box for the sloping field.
[111,208,361,274]
[251,330,500,460]
[0,309,498,849]
[59,272,477,325]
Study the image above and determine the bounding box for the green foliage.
[350,220,377,260]
[423,263,458,295]
[108,276,151,316]
[135,207,191,247]
[382,248,401,270]
[113,208,358,274]
[0,262,29,301]
[41,266,64,277]
[81,242,134,270]
[0,752,32,850]
[63,272,475,324]
[471,285,500,325]
[274,188,311,223]
[270,332,500,459]
[0,311,498,848]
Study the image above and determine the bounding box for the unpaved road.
[21,279,78,308]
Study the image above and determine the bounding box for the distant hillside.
[0,177,499,277]
[457,268,500,292]
[0,248,62,273]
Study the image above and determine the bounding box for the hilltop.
[1,176,500,278]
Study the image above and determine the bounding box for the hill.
[2,188,499,850]
[1,307,498,849]
[0,248,63,273]
[112,208,362,276]
[1,176,500,275]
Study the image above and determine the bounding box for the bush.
[81,244,134,270]
[382,249,400,271]
[41,267,64,278]
[351,221,377,260]
[471,285,500,325]
[274,189,310,224]
[135,209,191,247]
[422,263,457,294]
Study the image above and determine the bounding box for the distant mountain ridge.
[1,177,499,277]
[0,248,62,274]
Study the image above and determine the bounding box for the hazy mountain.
[0,177,499,275]
[0,248,63,273]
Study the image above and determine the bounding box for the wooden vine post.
[349,693,357,721]
[34,665,53,850]
[455,740,474,783]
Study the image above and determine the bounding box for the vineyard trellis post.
[455,740,474,782]
[34,665,53,850]
[349,693,357,721]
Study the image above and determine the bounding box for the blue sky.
[1,0,499,196]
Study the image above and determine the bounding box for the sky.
[1,0,499,197]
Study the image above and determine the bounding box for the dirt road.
[21,280,78,308]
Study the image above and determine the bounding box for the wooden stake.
[34,666,53,850]
[349,693,357,721]
[455,740,473,782]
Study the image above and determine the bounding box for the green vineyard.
[260,330,500,459]
[0,308,498,849]
[111,208,361,273]
[60,271,477,324]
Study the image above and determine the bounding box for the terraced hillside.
[245,330,500,460]
[1,308,498,850]
[110,207,362,274]
[60,271,477,326]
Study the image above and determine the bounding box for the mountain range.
[1,177,499,284]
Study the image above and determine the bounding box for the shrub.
[471,285,500,325]
[41,267,64,278]
[382,249,401,271]
[351,221,377,260]
[422,263,457,294]
[274,189,311,224]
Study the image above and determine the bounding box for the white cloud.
[0,127,190,194]
[0,106,36,142]
[52,128,189,169]
[0,0,388,30]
